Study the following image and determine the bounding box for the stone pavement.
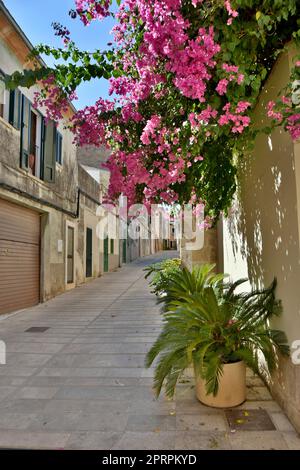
[0,251,299,450]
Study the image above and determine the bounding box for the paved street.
[0,252,299,450]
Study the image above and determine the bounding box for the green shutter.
[9,89,21,129]
[20,94,31,169]
[55,132,63,165]
[42,120,56,182]
[122,239,127,263]
[104,237,109,272]
[110,238,114,254]
[86,228,93,277]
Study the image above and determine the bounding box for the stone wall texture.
[180,227,218,270]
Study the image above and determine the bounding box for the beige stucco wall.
[0,36,77,190]
[140,238,151,258]
[220,46,300,431]
[0,111,79,302]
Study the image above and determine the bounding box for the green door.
[104,236,109,272]
[122,239,127,264]
[86,228,93,277]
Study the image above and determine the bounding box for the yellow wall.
[220,45,300,431]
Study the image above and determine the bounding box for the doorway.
[122,239,127,263]
[86,228,93,278]
[103,236,109,272]
[67,225,74,284]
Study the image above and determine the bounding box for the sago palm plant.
[156,263,227,312]
[146,265,289,398]
[144,258,182,297]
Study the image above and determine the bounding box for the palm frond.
[145,262,289,399]
[223,278,248,301]
[201,354,224,396]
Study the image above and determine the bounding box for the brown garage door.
[0,198,40,315]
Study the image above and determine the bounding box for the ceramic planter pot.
[195,360,246,408]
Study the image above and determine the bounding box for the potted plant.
[145,264,289,408]
[144,258,182,297]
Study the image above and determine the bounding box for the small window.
[110,238,114,255]
[56,131,63,165]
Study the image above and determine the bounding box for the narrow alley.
[0,253,299,450]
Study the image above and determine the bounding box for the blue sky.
[3,0,116,108]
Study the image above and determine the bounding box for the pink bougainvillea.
[140,115,161,145]
[33,0,300,220]
[224,0,239,25]
[267,101,283,123]
[218,103,251,133]
[64,1,251,209]
[33,76,77,124]
[216,78,229,95]
[286,114,300,140]
[75,0,111,25]
[267,98,300,140]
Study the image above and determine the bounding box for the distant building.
[77,145,121,272]
[77,144,157,267]
[163,221,178,251]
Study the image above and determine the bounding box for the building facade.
[0,2,104,315]
[77,144,158,268]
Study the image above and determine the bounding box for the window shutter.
[42,120,56,183]
[55,132,63,165]
[9,89,21,129]
[0,74,5,119]
[20,94,31,169]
